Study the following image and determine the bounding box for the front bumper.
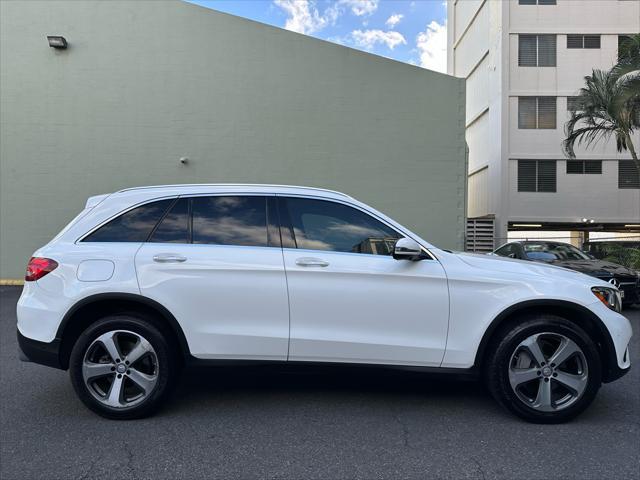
[586,300,632,382]
[621,284,640,304]
[17,330,63,370]
[603,355,630,383]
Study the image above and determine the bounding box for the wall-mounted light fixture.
[581,218,595,224]
[47,36,68,49]
[512,224,542,228]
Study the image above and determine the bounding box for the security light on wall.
[47,36,67,49]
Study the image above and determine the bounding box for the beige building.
[447,0,640,249]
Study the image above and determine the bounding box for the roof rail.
[116,183,352,198]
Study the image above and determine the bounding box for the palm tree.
[563,34,640,175]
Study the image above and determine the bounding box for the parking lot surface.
[1,286,639,479]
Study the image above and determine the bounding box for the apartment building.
[447,0,640,250]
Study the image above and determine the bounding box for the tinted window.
[523,242,590,261]
[83,199,173,242]
[495,244,517,258]
[192,196,268,246]
[283,197,401,255]
[149,198,190,243]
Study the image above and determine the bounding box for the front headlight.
[592,286,622,313]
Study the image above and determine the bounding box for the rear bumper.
[17,329,63,370]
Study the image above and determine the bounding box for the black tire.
[69,314,179,420]
[485,314,602,424]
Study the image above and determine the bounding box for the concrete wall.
[0,0,466,279]
[448,0,508,239]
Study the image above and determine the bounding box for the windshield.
[522,242,590,261]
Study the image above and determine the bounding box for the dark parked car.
[492,241,640,305]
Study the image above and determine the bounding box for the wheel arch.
[474,299,619,382]
[56,293,191,369]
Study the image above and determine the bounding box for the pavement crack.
[75,458,97,480]
[471,457,487,480]
[122,441,136,478]
[393,413,411,449]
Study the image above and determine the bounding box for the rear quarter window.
[82,199,173,242]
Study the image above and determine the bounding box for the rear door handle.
[295,257,329,267]
[153,253,187,263]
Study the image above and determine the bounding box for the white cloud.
[416,21,447,73]
[385,13,403,29]
[340,0,379,16]
[273,0,339,34]
[351,29,407,50]
[273,0,379,35]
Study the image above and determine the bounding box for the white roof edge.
[116,183,353,199]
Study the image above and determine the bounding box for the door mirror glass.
[393,238,423,260]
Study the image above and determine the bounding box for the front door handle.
[295,257,329,267]
[153,253,187,263]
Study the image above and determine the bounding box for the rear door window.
[82,199,173,242]
[191,196,269,247]
[149,198,190,243]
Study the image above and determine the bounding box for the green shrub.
[600,244,640,270]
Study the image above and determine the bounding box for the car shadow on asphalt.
[165,364,497,415]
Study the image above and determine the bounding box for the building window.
[566,160,602,174]
[518,160,557,192]
[518,97,557,129]
[519,0,556,4]
[567,35,601,49]
[567,96,585,112]
[519,35,557,66]
[619,161,640,189]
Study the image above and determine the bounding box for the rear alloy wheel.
[486,315,602,423]
[70,315,178,419]
[82,330,159,409]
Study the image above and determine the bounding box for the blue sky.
[184,0,448,72]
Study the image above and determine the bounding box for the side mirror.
[393,238,424,261]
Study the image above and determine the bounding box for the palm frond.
[563,66,638,160]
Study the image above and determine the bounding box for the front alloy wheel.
[486,315,602,423]
[508,332,588,412]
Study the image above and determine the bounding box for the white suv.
[17,184,631,422]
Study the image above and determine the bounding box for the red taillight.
[25,257,58,282]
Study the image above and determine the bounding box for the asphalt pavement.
[1,286,638,479]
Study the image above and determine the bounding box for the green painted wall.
[0,0,466,279]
